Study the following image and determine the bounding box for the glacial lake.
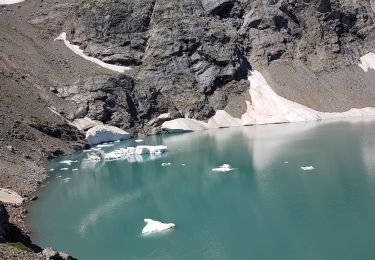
[28,118,375,260]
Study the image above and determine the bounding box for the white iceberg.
[59,160,78,166]
[96,143,114,148]
[135,139,144,143]
[100,145,167,162]
[301,166,315,171]
[212,164,235,172]
[161,162,171,167]
[135,145,167,155]
[85,125,131,146]
[142,219,175,235]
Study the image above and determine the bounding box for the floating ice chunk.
[301,166,315,171]
[60,160,78,166]
[181,163,186,166]
[161,163,171,167]
[72,168,79,171]
[63,178,72,182]
[135,145,167,155]
[56,175,62,178]
[142,219,175,235]
[50,169,55,172]
[135,139,144,143]
[212,164,235,172]
[54,33,131,73]
[284,161,289,164]
[96,143,114,148]
[60,168,69,171]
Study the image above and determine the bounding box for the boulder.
[85,125,131,146]
[0,188,24,205]
[72,117,102,132]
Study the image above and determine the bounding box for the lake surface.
[28,118,375,260]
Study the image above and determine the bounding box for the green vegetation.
[5,242,34,252]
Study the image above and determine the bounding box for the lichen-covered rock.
[85,125,131,145]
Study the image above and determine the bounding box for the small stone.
[6,145,15,152]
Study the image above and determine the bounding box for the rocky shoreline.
[1,0,375,259]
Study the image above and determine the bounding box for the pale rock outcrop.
[0,188,24,205]
[72,117,102,132]
[85,125,131,146]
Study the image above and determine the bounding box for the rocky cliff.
[34,0,375,134]
[1,0,375,258]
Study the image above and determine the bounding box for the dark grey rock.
[0,202,10,242]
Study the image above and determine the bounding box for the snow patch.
[359,53,375,72]
[162,70,375,133]
[0,0,24,4]
[54,33,131,73]
[142,219,175,235]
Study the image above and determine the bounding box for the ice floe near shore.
[142,219,175,235]
[85,125,131,146]
[54,33,131,73]
[84,145,167,163]
[162,69,375,132]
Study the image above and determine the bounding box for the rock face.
[47,0,375,134]
[0,202,10,243]
[26,0,375,135]
[85,125,131,145]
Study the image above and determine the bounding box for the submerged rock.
[85,125,131,146]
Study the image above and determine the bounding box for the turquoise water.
[28,118,375,260]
